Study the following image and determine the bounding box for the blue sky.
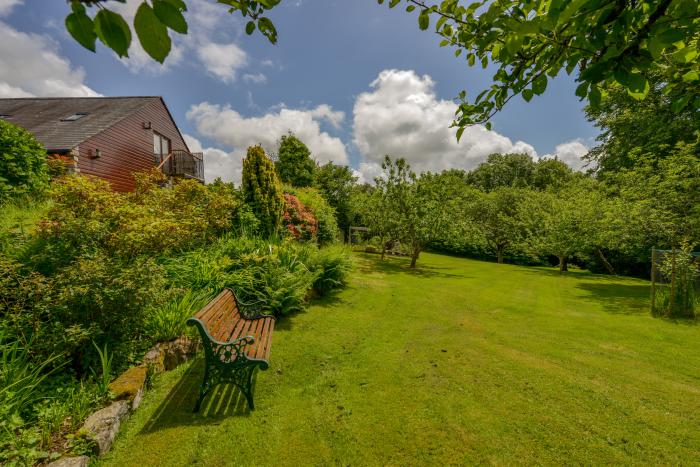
[0,0,597,182]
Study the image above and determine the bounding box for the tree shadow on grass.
[139,359,253,433]
[575,282,650,315]
[521,266,634,282]
[353,253,467,280]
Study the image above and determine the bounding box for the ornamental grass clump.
[144,290,214,342]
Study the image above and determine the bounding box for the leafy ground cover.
[101,253,699,465]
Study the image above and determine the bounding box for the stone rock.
[142,345,165,373]
[48,456,90,467]
[108,365,148,409]
[161,336,198,371]
[82,400,130,455]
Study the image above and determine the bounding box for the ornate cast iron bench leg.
[193,359,260,412]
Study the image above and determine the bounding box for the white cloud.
[541,139,590,171]
[0,21,100,97]
[186,102,349,183]
[0,0,21,17]
[184,134,243,184]
[309,104,345,129]
[352,69,537,182]
[198,42,247,83]
[243,72,267,84]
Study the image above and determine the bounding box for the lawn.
[101,252,700,466]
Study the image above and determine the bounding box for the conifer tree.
[241,145,285,237]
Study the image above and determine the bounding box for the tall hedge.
[0,120,49,200]
[241,145,285,237]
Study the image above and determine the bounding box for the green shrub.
[223,239,317,316]
[0,255,168,375]
[0,196,50,258]
[144,290,214,342]
[31,173,240,271]
[164,241,236,294]
[307,245,353,295]
[0,120,49,201]
[169,236,345,317]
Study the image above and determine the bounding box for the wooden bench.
[186,288,275,411]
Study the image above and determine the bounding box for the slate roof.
[0,97,161,152]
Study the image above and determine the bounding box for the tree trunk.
[497,246,504,264]
[381,246,386,260]
[409,247,420,269]
[558,255,568,272]
[596,247,616,275]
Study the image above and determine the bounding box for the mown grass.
[101,252,699,465]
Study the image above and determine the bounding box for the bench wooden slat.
[246,318,265,359]
[206,294,235,340]
[194,289,229,320]
[262,318,275,360]
[253,318,271,360]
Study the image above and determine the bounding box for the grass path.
[101,253,699,465]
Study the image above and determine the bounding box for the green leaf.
[522,89,534,102]
[153,0,188,34]
[257,17,277,44]
[682,70,699,83]
[456,126,465,142]
[134,2,171,63]
[161,0,187,11]
[626,73,649,100]
[656,28,684,45]
[66,8,97,52]
[418,11,429,30]
[94,9,131,58]
[672,47,698,64]
[588,85,601,108]
[246,21,255,35]
[532,74,547,95]
[580,60,610,84]
[671,95,690,113]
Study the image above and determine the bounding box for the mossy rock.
[108,366,148,402]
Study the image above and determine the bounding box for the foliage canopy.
[0,120,49,201]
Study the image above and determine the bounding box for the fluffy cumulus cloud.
[352,69,536,182]
[186,102,348,183]
[0,21,100,97]
[541,139,590,171]
[0,0,21,16]
[111,0,249,81]
[197,42,247,83]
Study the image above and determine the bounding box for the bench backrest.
[193,288,243,342]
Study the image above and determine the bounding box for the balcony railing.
[156,150,204,182]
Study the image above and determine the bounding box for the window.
[60,112,88,122]
[153,132,170,156]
